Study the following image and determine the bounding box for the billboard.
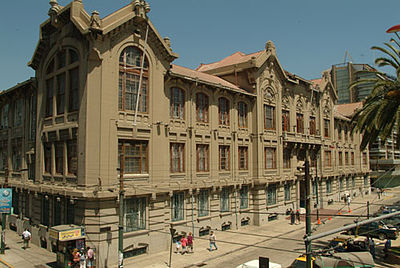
[0,188,12,214]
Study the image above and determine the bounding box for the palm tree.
[351,35,400,150]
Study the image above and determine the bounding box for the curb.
[0,258,13,268]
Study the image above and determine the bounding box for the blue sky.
[0,0,399,90]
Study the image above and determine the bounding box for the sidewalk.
[0,229,55,267]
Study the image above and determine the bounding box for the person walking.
[79,248,86,268]
[296,209,301,224]
[290,209,295,225]
[384,239,391,258]
[187,232,194,253]
[86,246,95,268]
[180,235,188,255]
[369,237,376,259]
[72,248,80,268]
[22,229,31,249]
[209,231,218,251]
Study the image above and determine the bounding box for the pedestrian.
[86,246,94,268]
[296,209,301,224]
[378,188,382,199]
[384,239,391,258]
[347,196,351,208]
[72,248,80,268]
[209,231,218,251]
[175,239,181,254]
[187,232,194,253]
[369,237,376,259]
[79,248,86,268]
[21,228,31,249]
[290,209,295,225]
[180,235,188,255]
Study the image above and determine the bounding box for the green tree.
[351,36,400,150]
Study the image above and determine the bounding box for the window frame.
[296,113,304,134]
[238,146,248,170]
[196,93,209,123]
[198,190,209,217]
[170,87,185,120]
[170,143,185,173]
[324,119,330,138]
[196,144,209,172]
[220,187,230,212]
[172,192,184,221]
[282,110,290,132]
[119,140,149,175]
[266,184,277,206]
[238,101,248,128]
[264,105,276,130]
[219,145,230,171]
[124,197,147,232]
[218,97,230,126]
[265,147,277,169]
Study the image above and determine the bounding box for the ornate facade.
[0,1,370,266]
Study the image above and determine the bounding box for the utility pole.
[304,157,312,268]
[315,156,319,224]
[118,154,124,268]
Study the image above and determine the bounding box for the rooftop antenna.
[343,50,353,64]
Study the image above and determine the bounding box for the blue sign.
[0,188,12,214]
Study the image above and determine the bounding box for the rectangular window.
[67,139,77,176]
[238,102,248,128]
[309,116,316,135]
[69,68,79,112]
[41,195,49,226]
[0,104,9,129]
[352,177,355,188]
[46,78,54,117]
[351,152,355,165]
[265,147,277,169]
[119,140,148,174]
[124,197,146,232]
[196,144,209,172]
[284,184,291,201]
[325,150,332,167]
[345,152,349,165]
[220,187,230,212]
[324,119,330,138]
[282,110,290,132]
[219,145,230,171]
[119,73,148,113]
[170,87,185,119]
[196,93,208,123]
[326,179,332,193]
[55,141,64,175]
[346,178,349,190]
[12,143,21,171]
[312,181,316,196]
[240,186,249,209]
[218,98,230,125]
[296,113,304,134]
[339,178,344,190]
[65,198,75,224]
[170,143,184,173]
[56,73,65,115]
[364,176,369,186]
[53,197,62,226]
[264,105,275,130]
[238,146,248,170]
[266,184,277,205]
[198,190,209,217]
[339,151,343,166]
[14,99,23,127]
[172,192,184,221]
[283,148,291,169]
[44,142,52,174]
[362,152,367,165]
[12,189,19,215]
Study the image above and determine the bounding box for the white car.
[236,259,282,268]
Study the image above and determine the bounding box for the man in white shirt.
[22,229,31,249]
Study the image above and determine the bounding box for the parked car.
[346,221,398,240]
[290,252,374,268]
[328,235,368,252]
[378,205,400,214]
[374,213,400,229]
[236,259,281,268]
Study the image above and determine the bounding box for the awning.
[49,225,86,242]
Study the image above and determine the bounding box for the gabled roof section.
[170,65,255,97]
[29,0,178,69]
[196,51,263,72]
[311,71,338,101]
[335,102,362,118]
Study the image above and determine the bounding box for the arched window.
[45,48,80,117]
[170,87,185,119]
[218,97,230,125]
[238,102,247,128]
[196,93,209,123]
[119,46,149,112]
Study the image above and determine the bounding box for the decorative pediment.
[282,95,290,109]
[296,97,304,112]
[263,87,276,104]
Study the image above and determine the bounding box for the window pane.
[172,193,184,221]
[124,197,146,232]
[240,186,249,209]
[198,190,209,217]
[220,187,230,212]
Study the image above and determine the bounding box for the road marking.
[0,258,13,268]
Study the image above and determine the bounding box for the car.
[378,205,400,214]
[346,221,398,240]
[374,213,400,229]
[290,252,374,268]
[236,259,281,268]
[328,235,368,252]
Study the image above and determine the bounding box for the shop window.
[172,192,184,221]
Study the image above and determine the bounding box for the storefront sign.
[59,228,83,241]
[0,188,12,214]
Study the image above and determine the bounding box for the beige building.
[0,0,370,266]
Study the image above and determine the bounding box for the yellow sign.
[59,228,82,241]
